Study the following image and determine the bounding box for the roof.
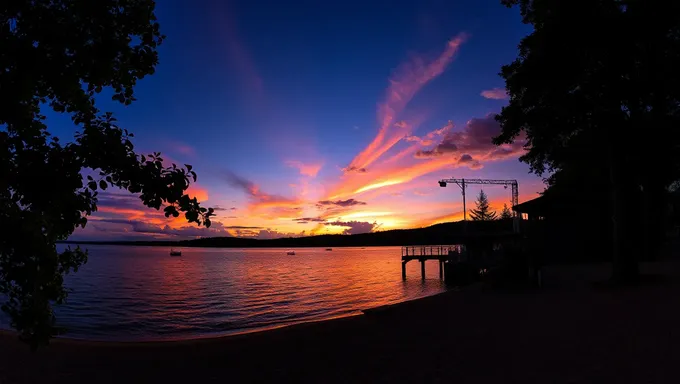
[512,195,548,215]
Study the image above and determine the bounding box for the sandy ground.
[2,261,680,383]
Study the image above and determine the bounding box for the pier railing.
[400,245,463,280]
[401,245,461,257]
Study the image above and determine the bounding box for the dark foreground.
[2,262,680,383]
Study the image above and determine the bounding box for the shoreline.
[0,289,457,347]
[3,262,680,383]
[1,312,367,347]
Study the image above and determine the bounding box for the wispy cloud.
[286,160,323,178]
[327,113,527,200]
[317,199,367,208]
[223,170,304,214]
[481,87,508,100]
[344,33,468,173]
[213,3,264,101]
[293,217,328,224]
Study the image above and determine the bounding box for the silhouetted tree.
[494,0,680,283]
[470,190,497,221]
[1,0,213,348]
[500,204,513,220]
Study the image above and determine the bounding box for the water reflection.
[49,245,447,340]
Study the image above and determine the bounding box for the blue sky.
[60,0,543,240]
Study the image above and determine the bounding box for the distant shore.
[59,220,516,249]
[3,261,680,383]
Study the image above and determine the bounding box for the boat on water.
[170,249,182,256]
[286,251,296,255]
[325,248,332,251]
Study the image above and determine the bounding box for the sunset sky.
[57,0,546,240]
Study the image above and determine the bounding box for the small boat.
[286,250,296,255]
[325,248,332,251]
[170,249,182,256]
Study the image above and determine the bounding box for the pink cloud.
[212,2,264,108]
[286,160,323,177]
[223,170,304,214]
[175,144,196,157]
[481,87,508,100]
[414,114,526,164]
[343,33,468,173]
[326,113,528,200]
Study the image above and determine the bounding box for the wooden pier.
[401,245,461,280]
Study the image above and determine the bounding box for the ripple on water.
[10,245,455,340]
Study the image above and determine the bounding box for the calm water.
[1,245,447,341]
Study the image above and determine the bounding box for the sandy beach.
[2,262,680,383]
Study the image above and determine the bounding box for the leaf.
[205,219,211,228]
[88,181,97,191]
[185,164,192,171]
[99,180,107,190]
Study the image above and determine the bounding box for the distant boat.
[170,249,182,256]
[325,248,332,251]
[286,251,296,255]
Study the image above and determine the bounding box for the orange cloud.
[286,160,323,177]
[344,33,468,173]
[385,121,454,165]
[330,155,457,199]
[186,185,209,203]
[97,206,147,218]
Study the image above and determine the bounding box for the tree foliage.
[469,190,497,221]
[1,0,213,347]
[500,203,513,220]
[495,0,680,282]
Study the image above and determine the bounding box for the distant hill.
[61,219,516,248]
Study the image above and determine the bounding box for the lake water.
[1,245,448,341]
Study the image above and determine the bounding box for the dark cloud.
[413,114,525,165]
[413,149,442,159]
[457,154,483,170]
[325,221,380,235]
[459,154,473,163]
[230,207,237,210]
[95,191,142,210]
[342,166,367,174]
[316,199,367,208]
[211,206,229,211]
[93,219,255,238]
[293,217,328,224]
[223,170,297,206]
[223,170,259,196]
[254,229,295,239]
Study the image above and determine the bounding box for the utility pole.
[438,178,520,231]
